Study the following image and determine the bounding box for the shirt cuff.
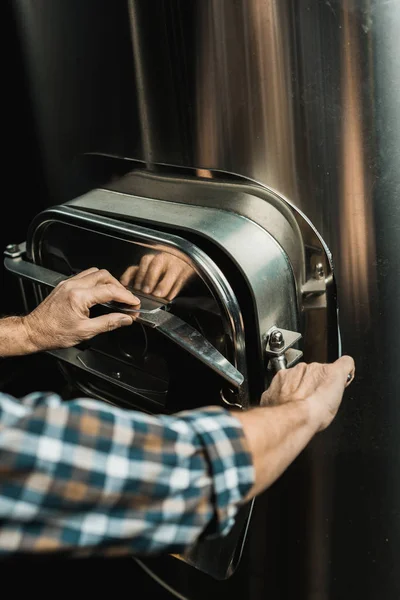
[177,406,255,536]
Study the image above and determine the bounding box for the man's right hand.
[260,356,355,431]
[235,356,355,500]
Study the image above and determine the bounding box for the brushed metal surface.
[124,2,400,598]
[66,190,299,372]
[8,0,400,597]
[11,0,143,201]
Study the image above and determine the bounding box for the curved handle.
[4,253,244,389]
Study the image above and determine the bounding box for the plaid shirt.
[0,391,254,558]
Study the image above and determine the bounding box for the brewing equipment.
[5,1,399,598]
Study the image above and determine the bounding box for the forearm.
[235,401,318,501]
[0,316,37,357]
[0,394,253,557]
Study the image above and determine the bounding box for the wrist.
[266,399,321,437]
[235,400,320,501]
[0,316,39,357]
[20,314,43,354]
[300,396,321,433]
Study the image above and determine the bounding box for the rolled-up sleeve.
[0,392,254,557]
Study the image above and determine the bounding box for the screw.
[269,330,285,350]
[270,355,288,372]
[314,262,325,280]
[6,244,19,253]
[112,371,121,380]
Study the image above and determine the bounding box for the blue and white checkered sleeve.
[176,406,255,537]
[0,392,254,557]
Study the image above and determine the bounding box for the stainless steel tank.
[9,1,400,598]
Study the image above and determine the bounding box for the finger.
[120,266,139,287]
[84,313,134,337]
[163,276,186,300]
[164,267,193,300]
[85,283,141,307]
[280,361,308,392]
[265,362,308,405]
[142,254,168,294]
[333,355,355,386]
[292,362,326,399]
[152,268,181,298]
[72,269,127,291]
[134,254,155,289]
[68,267,99,280]
[316,356,355,401]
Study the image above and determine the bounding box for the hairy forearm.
[235,401,318,501]
[0,316,37,357]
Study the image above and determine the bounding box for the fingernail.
[119,316,133,326]
[142,286,150,294]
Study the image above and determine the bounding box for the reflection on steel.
[65,189,299,370]
[28,204,250,407]
[122,2,399,598]
[8,0,400,597]
[4,251,243,390]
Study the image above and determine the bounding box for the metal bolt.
[112,371,122,380]
[6,244,19,253]
[269,330,285,350]
[270,354,288,372]
[314,262,325,280]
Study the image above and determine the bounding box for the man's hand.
[20,268,140,353]
[235,356,355,500]
[260,356,355,430]
[120,252,194,301]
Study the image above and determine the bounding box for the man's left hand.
[22,268,140,352]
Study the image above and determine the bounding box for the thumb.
[319,355,355,399]
[87,313,133,336]
[334,355,356,387]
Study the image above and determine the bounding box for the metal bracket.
[265,326,303,371]
[301,278,326,295]
[4,242,26,259]
[301,260,327,309]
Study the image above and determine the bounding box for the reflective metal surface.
[4,255,244,389]
[9,0,400,597]
[5,206,258,579]
[29,205,250,404]
[123,2,400,598]
[104,169,339,372]
[6,190,303,579]
[67,187,300,391]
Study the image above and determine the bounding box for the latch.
[265,326,303,372]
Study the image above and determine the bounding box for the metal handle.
[4,252,244,389]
